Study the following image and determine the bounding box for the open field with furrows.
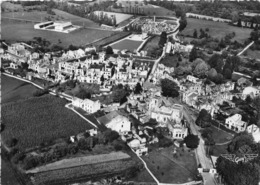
[142,146,198,184]
[30,158,141,185]
[1,19,114,48]
[110,39,143,52]
[2,9,99,27]
[181,18,252,43]
[1,74,39,104]
[1,95,94,150]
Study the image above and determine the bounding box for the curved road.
[183,105,218,185]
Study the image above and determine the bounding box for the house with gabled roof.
[97,111,131,134]
[72,97,101,114]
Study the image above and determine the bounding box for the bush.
[33,89,49,97]
[114,143,123,151]
[6,138,18,148]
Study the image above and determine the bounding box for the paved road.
[237,41,254,56]
[182,105,218,185]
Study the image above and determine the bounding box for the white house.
[186,75,201,84]
[72,97,101,113]
[225,114,247,132]
[242,86,260,99]
[247,124,260,143]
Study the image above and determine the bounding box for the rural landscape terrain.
[1,0,260,185]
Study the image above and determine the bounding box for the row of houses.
[2,43,153,90]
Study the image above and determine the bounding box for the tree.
[250,30,260,41]
[160,79,179,98]
[134,82,143,94]
[106,46,114,55]
[195,109,212,128]
[223,68,232,79]
[78,138,90,151]
[104,129,119,143]
[193,59,210,77]
[216,157,259,185]
[76,88,91,99]
[252,96,260,127]
[189,47,198,62]
[228,132,255,154]
[184,134,199,149]
[158,31,167,48]
[193,29,198,38]
[179,18,187,32]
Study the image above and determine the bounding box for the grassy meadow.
[182,18,252,44]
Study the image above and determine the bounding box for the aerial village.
[1,0,260,185]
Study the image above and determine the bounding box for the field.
[2,74,39,104]
[1,2,23,11]
[2,95,95,150]
[27,152,130,173]
[94,11,133,25]
[31,158,141,185]
[211,144,229,156]
[210,126,233,144]
[2,19,114,48]
[182,18,252,43]
[2,9,99,27]
[244,49,260,59]
[110,39,143,52]
[141,36,160,52]
[142,146,198,184]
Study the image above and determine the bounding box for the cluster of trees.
[192,1,260,20]
[201,128,215,147]
[124,23,142,33]
[207,54,240,83]
[120,5,145,15]
[146,32,167,59]
[160,79,180,98]
[87,12,116,27]
[216,132,260,185]
[33,89,49,97]
[14,129,125,170]
[195,109,212,128]
[193,28,210,39]
[111,84,131,104]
